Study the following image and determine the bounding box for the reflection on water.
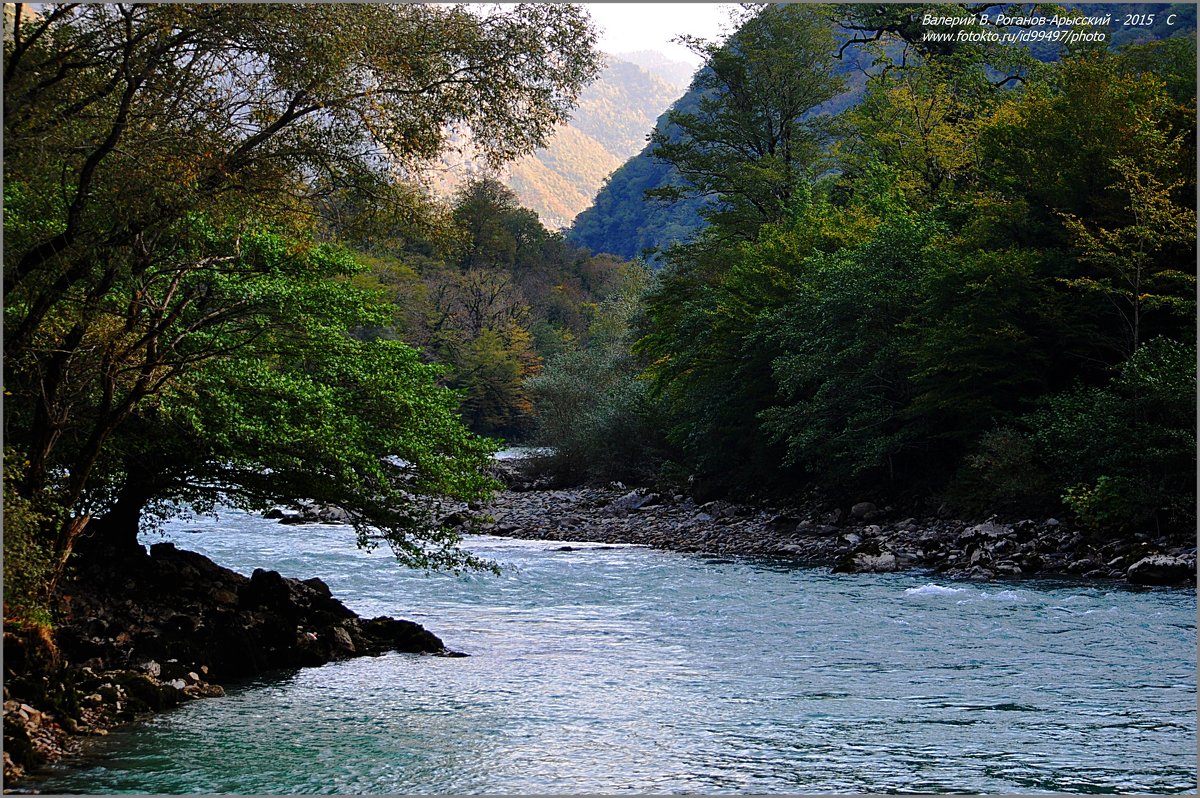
[36,512,1197,794]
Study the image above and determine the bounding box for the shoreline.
[2,543,454,790]
[470,462,1197,588]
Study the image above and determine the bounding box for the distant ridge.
[426,54,686,230]
[614,49,696,91]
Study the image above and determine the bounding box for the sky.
[583,3,738,65]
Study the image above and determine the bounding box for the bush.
[526,347,666,484]
[3,450,58,631]
[526,268,668,485]
[1062,476,1143,532]
[967,337,1196,533]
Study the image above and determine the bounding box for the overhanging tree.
[3,3,601,586]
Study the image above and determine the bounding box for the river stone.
[331,627,356,654]
[832,551,896,574]
[211,588,239,606]
[850,502,876,519]
[1127,555,1194,585]
[302,577,333,599]
[961,521,1012,543]
[609,491,652,513]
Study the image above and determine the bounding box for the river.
[34,509,1196,794]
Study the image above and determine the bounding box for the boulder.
[1127,555,1194,586]
[850,502,876,519]
[359,617,446,654]
[832,551,897,574]
[609,490,656,513]
[314,505,352,524]
[960,520,1012,544]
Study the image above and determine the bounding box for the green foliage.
[1062,476,1142,533]
[651,4,844,234]
[527,264,667,484]
[583,11,1196,531]
[162,326,503,571]
[1060,152,1196,357]
[2,450,58,629]
[969,337,1196,531]
[454,326,538,440]
[338,175,633,443]
[759,206,938,488]
[904,248,1058,448]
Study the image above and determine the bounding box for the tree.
[649,4,844,234]
[3,3,601,579]
[635,184,871,494]
[759,203,938,489]
[1060,153,1196,358]
[970,44,1197,372]
[527,263,667,484]
[86,277,501,572]
[833,62,987,206]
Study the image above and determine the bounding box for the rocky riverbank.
[465,460,1196,587]
[3,542,454,788]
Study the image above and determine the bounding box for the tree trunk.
[71,480,158,565]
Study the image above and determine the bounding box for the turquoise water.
[37,510,1196,794]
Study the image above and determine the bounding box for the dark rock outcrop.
[3,542,453,783]
[52,542,454,682]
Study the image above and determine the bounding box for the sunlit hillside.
[427,54,689,228]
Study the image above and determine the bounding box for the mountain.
[567,4,1197,263]
[504,126,623,230]
[613,50,696,91]
[565,91,709,262]
[426,54,687,230]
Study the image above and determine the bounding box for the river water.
[36,509,1196,794]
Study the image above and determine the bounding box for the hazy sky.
[584,3,738,64]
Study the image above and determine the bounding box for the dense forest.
[540,3,1197,539]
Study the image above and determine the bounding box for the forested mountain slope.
[569,3,1196,261]
[430,55,684,230]
[613,49,695,90]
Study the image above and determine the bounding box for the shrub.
[3,450,58,631]
[967,337,1195,533]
